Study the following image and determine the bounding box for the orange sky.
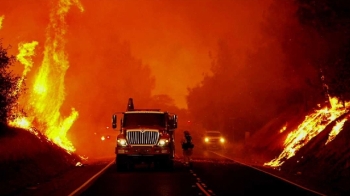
[0,0,273,109]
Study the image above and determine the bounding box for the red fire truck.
[112,98,178,170]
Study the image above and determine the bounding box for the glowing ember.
[8,0,84,154]
[279,124,287,133]
[0,15,4,29]
[264,96,349,167]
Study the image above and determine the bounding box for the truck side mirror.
[169,114,177,129]
[174,115,178,129]
[112,114,117,129]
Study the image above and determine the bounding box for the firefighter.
[181,130,194,167]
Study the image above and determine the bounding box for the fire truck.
[112,98,178,170]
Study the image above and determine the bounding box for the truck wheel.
[116,157,127,171]
[167,159,174,171]
[155,159,173,171]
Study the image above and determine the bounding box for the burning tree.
[0,42,24,126]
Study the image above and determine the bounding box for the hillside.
[0,125,81,195]
[245,104,350,195]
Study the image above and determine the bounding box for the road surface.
[80,150,322,196]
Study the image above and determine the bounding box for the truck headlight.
[158,139,169,146]
[220,138,225,143]
[204,137,209,142]
[117,138,127,146]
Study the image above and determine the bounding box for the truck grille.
[126,130,159,145]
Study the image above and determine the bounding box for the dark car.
[202,131,226,150]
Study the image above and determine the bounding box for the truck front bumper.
[116,146,171,156]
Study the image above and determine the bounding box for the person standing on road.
[181,130,194,167]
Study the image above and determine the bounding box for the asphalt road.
[15,147,324,196]
[80,150,322,196]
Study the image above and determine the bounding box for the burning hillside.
[0,3,87,194]
[244,96,350,195]
[265,96,349,167]
[279,113,350,195]
[6,0,83,155]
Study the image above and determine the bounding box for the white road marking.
[196,182,211,196]
[68,160,115,196]
[210,151,326,196]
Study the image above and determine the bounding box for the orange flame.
[8,41,38,128]
[8,0,84,154]
[0,15,4,29]
[9,116,31,129]
[325,118,347,145]
[16,41,39,90]
[264,96,349,167]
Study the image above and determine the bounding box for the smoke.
[62,0,275,108]
[186,0,334,141]
[0,0,277,107]
[1,0,327,156]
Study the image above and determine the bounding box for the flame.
[325,118,347,145]
[8,42,38,128]
[8,0,84,154]
[264,96,349,167]
[16,41,39,90]
[0,15,4,29]
[9,116,32,130]
[279,124,287,133]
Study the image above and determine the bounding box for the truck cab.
[112,98,177,170]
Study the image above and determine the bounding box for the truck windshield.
[123,113,166,127]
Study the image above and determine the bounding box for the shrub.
[0,41,23,126]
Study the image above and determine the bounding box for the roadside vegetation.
[0,41,23,126]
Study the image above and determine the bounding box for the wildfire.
[7,0,84,154]
[264,96,349,167]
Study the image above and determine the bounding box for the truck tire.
[116,156,127,171]
[154,157,173,171]
[167,159,174,171]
